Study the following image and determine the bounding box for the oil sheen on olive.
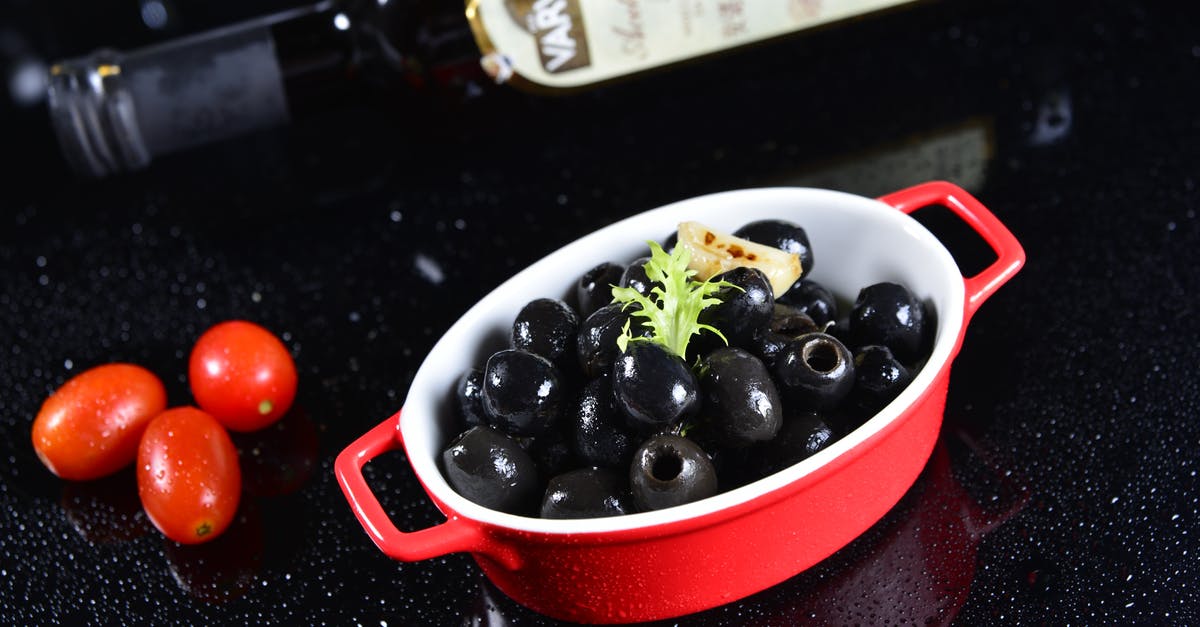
[481,349,564,437]
[456,368,488,428]
[619,256,655,297]
[695,267,774,352]
[576,262,625,318]
[540,467,633,519]
[850,344,914,418]
[570,376,638,469]
[612,342,700,433]
[511,298,580,368]
[750,410,835,478]
[629,434,718,512]
[699,347,783,448]
[848,282,928,363]
[734,219,815,279]
[576,303,646,379]
[442,426,540,515]
[774,332,856,411]
[778,279,839,326]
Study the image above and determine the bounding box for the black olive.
[734,219,815,279]
[612,342,700,433]
[848,282,928,363]
[629,434,718,511]
[540,467,633,519]
[774,332,855,411]
[750,410,836,478]
[692,266,774,357]
[481,349,564,437]
[698,347,783,448]
[748,305,821,369]
[619,256,655,297]
[455,368,488,429]
[850,344,914,418]
[576,262,625,318]
[442,426,540,515]
[778,279,839,326]
[570,376,638,469]
[527,422,577,479]
[576,303,648,379]
[511,298,580,369]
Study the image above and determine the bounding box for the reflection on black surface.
[230,406,320,498]
[164,500,264,604]
[459,427,1029,626]
[58,467,150,545]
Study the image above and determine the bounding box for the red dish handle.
[878,181,1025,322]
[335,413,489,563]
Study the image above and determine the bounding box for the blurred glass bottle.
[42,0,919,178]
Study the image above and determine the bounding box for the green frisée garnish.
[612,240,737,359]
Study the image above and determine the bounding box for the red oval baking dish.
[335,180,1025,624]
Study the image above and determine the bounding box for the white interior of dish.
[399,188,966,534]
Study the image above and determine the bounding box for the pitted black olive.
[691,266,774,357]
[576,303,649,379]
[576,262,625,318]
[778,279,838,326]
[570,376,638,469]
[511,298,580,369]
[698,347,783,447]
[850,344,914,418]
[442,426,540,515]
[734,219,815,279]
[774,332,855,411]
[750,410,835,478]
[768,303,820,336]
[455,368,488,429]
[482,349,564,437]
[848,282,928,363]
[527,422,577,479]
[612,342,700,433]
[629,434,718,511]
[540,467,633,519]
[619,256,655,297]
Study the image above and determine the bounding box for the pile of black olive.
[440,220,933,519]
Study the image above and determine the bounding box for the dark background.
[2,0,1199,624]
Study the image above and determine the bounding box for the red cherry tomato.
[32,363,167,480]
[137,407,241,544]
[188,320,297,432]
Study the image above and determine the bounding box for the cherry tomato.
[32,363,167,480]
[137,407,241,544]
[188,320,297,432]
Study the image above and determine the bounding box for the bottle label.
[466,0,917,89]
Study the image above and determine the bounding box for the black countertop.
[3,1,1200,624]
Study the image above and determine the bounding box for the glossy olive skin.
[699,347,783,447]
[750,410,836,478]
[455,368,488,428]
[629,434,718,511]
[612,342,700,433]
[778,279,839,326]
[442,426,540,515]
[848,282,929,363]
[693,267,774,356]
[734,219,814,279]
[512,298,580,368]
[774,332,856,411]
[748,305,817,370]
[481,349,564,437]
[850,344,914,418]
[570,376,638,469]
[576,303,647,379]
[540,467,633,519]
[576,262,625,318]
[619,256,654,297]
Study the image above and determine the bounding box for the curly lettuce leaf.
[611,241,736,359]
